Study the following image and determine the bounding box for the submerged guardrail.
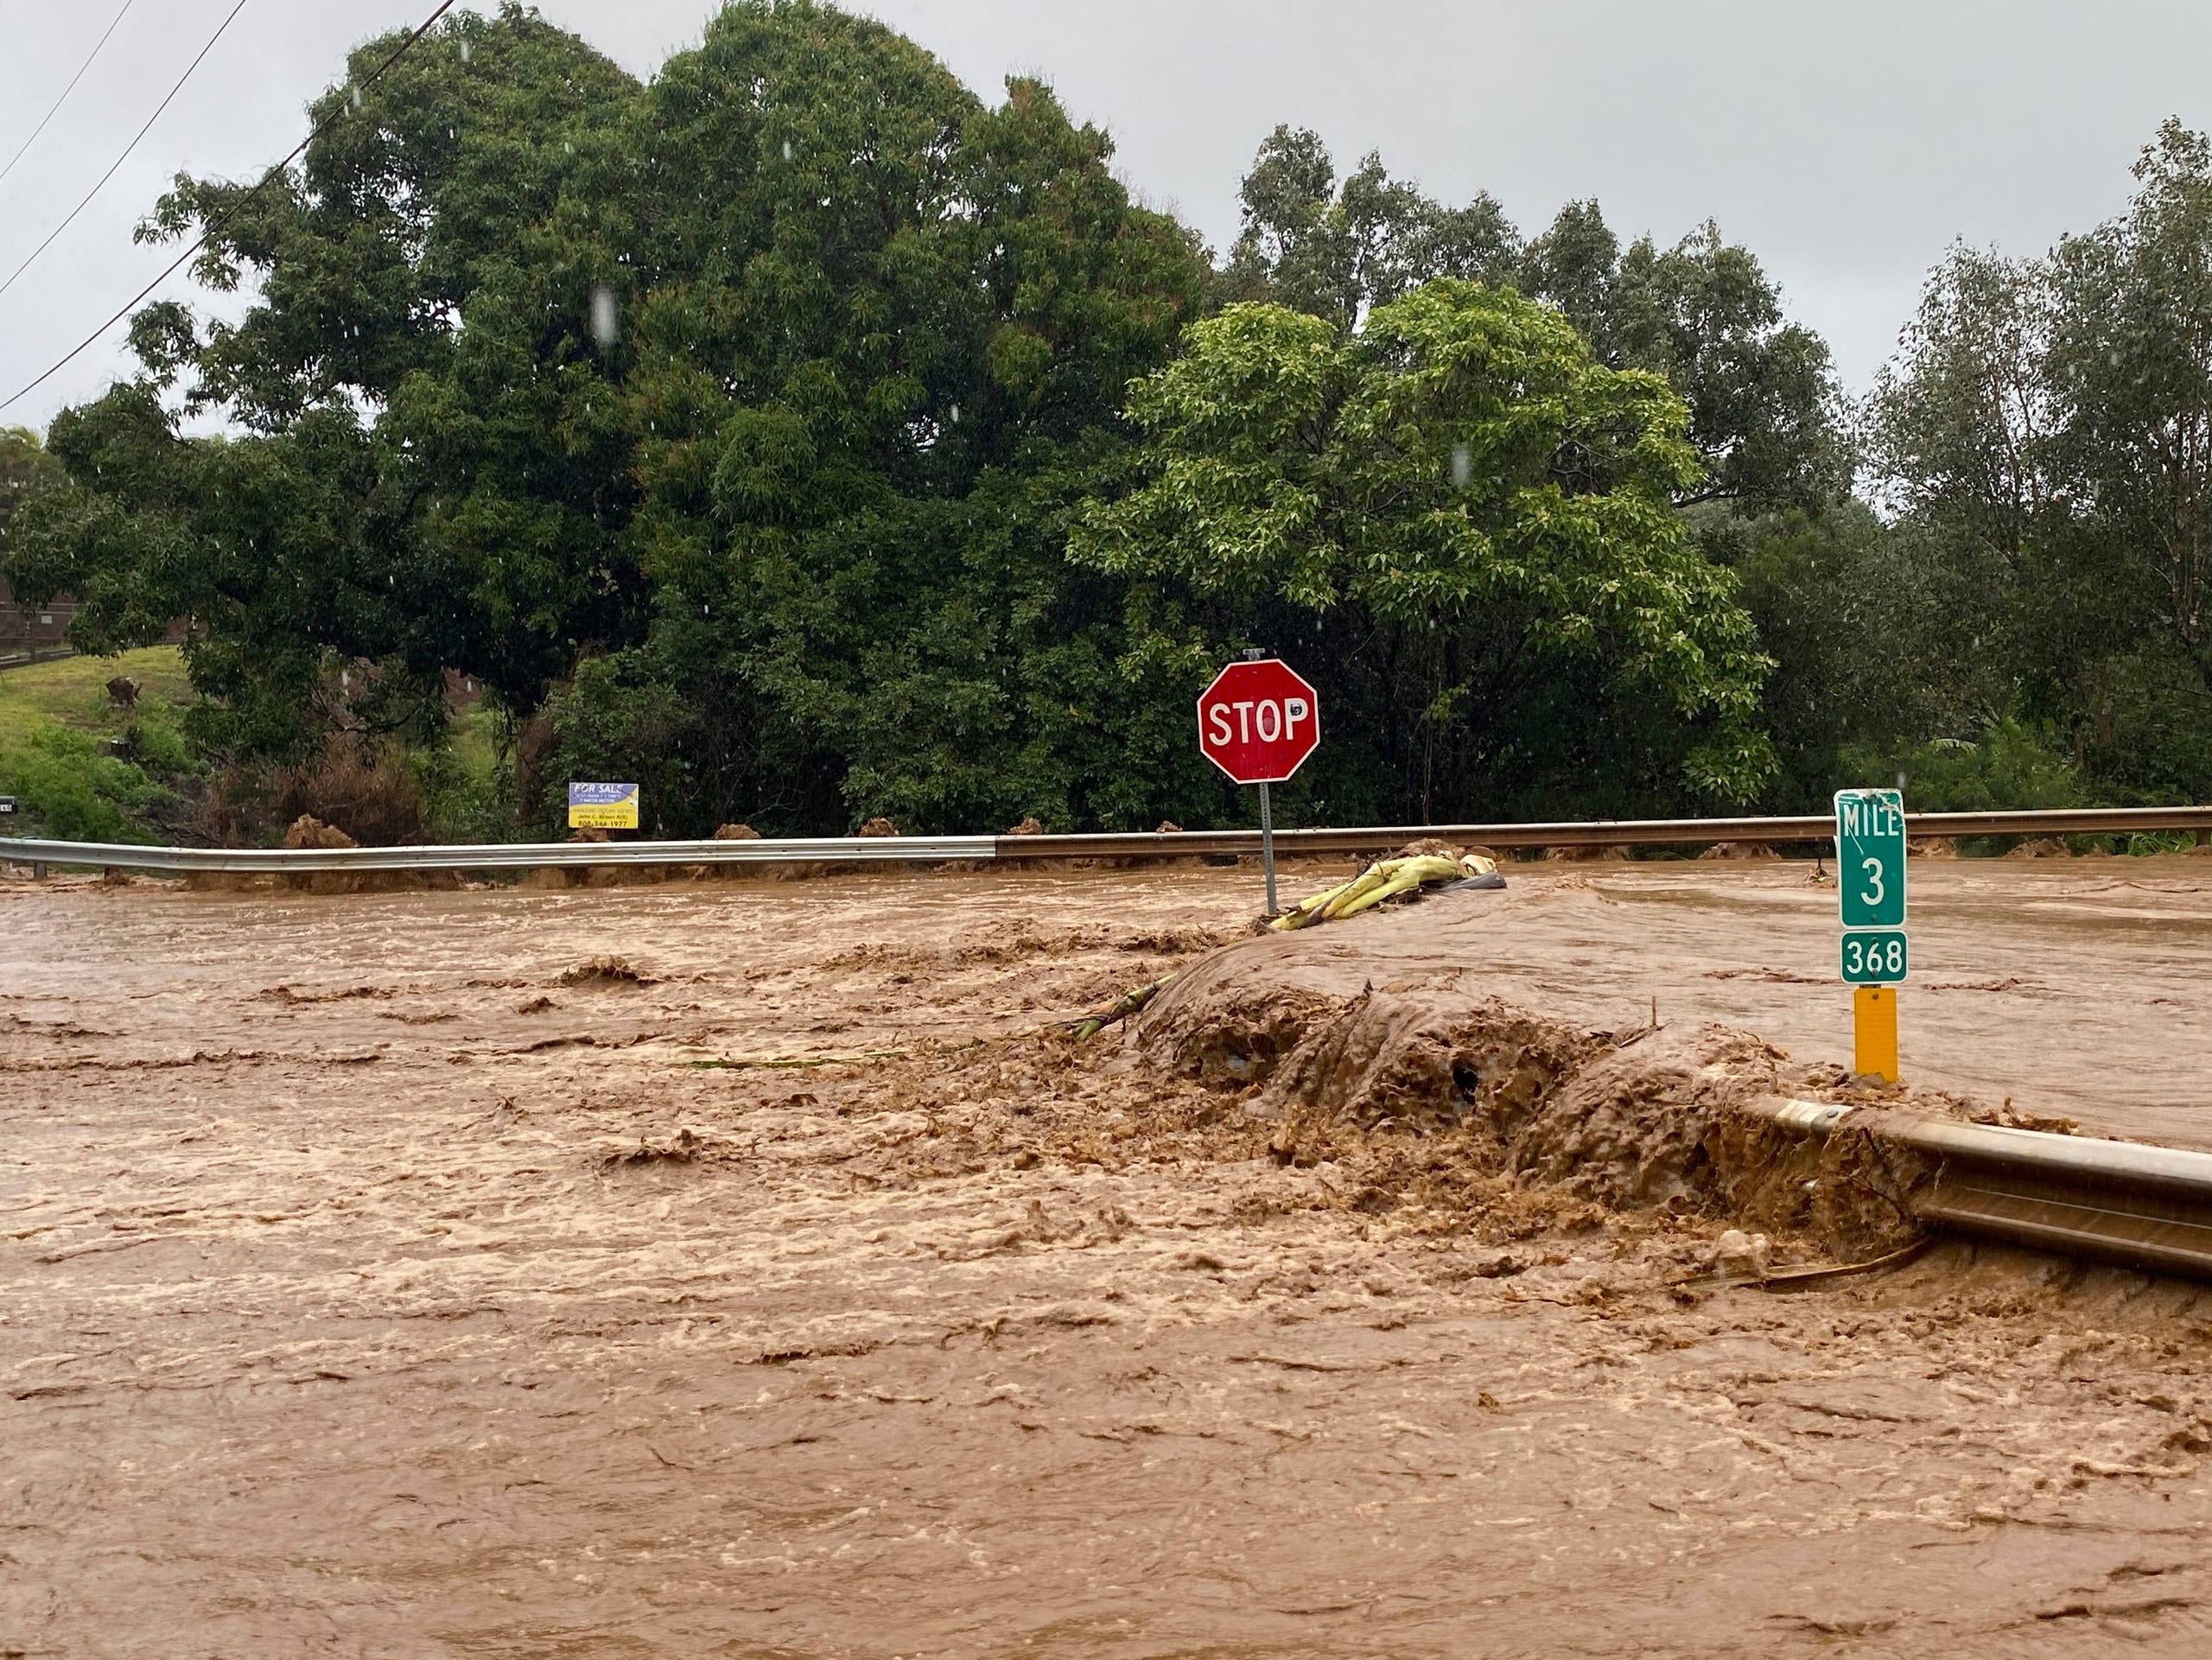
[1751,1097,2212,1281]
[5,804,2211,876]
[3,805,2209,875]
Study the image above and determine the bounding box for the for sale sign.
[1197,658,1320,785]
[569,781,639,830]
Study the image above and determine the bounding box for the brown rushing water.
[6,856,2212,1657]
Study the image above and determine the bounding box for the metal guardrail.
[0,834,997,875]
[2,805,2208,875]
[1002,805,2212,858]
[1751,1097,2212,1281]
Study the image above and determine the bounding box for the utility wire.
[0,0,140,192]
[0,0,459,417]
[0,0,251,302]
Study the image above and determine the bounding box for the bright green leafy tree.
[1074,283,1777,821]
[1217,128,1843,513]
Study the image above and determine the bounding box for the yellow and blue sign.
[568,781,639,830]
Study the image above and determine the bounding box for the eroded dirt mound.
[283,814,358,850]
[1132,906,1931,1256]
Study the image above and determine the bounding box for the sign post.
[1834,787,1907,1082]
[1197,655,1321,915]
[1257,763,1277,915]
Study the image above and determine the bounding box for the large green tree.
[1217,127,1843,513]
[8,2,1209,834]
[9,5,645,762]
[1074,283,1776,820]
[575,5,1208,832]
[0,427,60,569]
[1866,118,2212,804]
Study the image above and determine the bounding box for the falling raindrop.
[1450,442,1472,488]
[589,285,620,347]
[947,404,960,424]
[781,137,793,162]
[350,84,363,111]
[459,38,472,63]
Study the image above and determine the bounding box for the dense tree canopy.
[10,7,646,760]
[0,427,59,559]
[1859,118,2212,805]
[1074,287,1773,817]
[1218,126,1844,512]
[9,2,1214,832]
[24,3,2203,843]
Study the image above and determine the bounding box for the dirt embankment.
[1126,891,1953,1261]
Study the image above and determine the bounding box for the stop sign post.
[1198,654,1321,913]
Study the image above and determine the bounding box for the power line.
[0,0,459,418]
[0,0,140,193]
[0,0,251,302]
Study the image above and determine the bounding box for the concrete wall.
[0,577,78,652]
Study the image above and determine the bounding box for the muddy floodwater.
[7,855,2212,1657]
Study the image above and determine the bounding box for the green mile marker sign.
[1840,928,1910,986]
[1834,787,1906,931]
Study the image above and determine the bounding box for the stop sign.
[1197,658,1320,785]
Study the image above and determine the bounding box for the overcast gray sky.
[3,1,2207,431]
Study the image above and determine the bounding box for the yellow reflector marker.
[1854,984,1899,1084]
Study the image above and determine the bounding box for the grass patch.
[0,646,200,842]
[414,699,513,843]
[0,646,193,731]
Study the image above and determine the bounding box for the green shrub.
[1840,719,2081,814]
[124,703,199,774]
[536,658,692,836]
[412,729,513,844]
[0,726,168,843]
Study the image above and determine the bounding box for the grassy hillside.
[0,647,200,842]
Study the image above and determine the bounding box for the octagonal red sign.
[1197,658,1320,785]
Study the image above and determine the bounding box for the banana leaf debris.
[1266,851,1503,932]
